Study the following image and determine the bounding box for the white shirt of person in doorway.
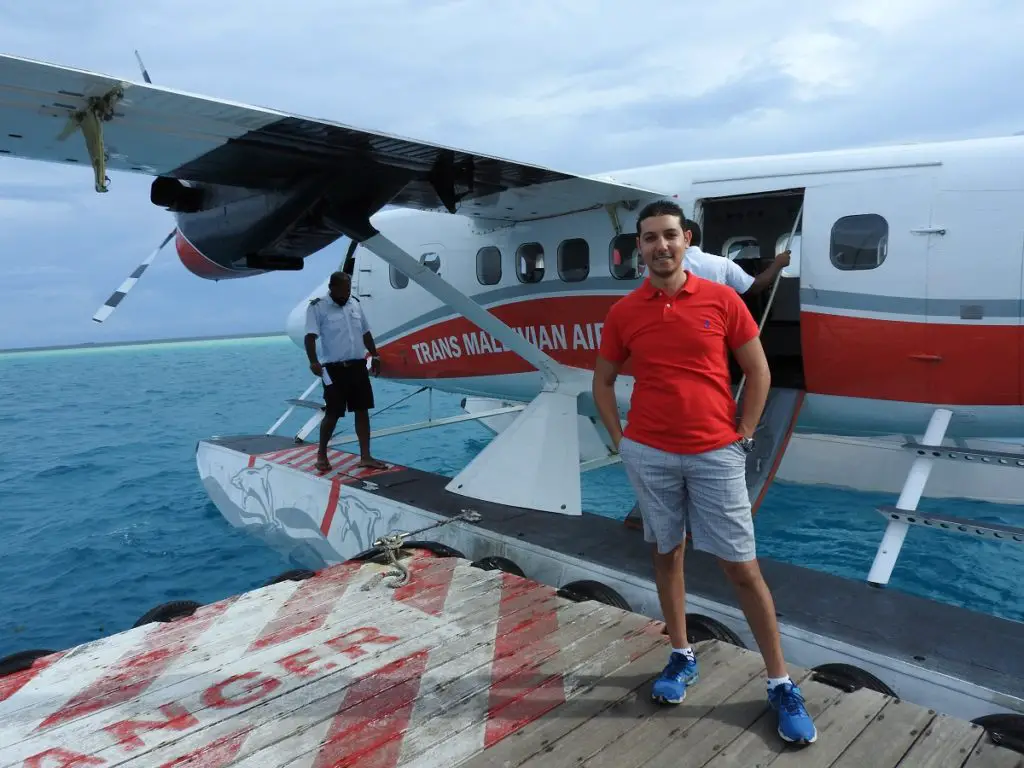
[682,244,756,294]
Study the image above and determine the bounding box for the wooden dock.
[0,550,1019,767]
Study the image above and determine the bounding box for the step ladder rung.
[876,506,1024,543]
[286,398,325,410]
[903,441,1024,467]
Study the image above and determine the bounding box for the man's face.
[329,277,351,304]
[637,214,690,278]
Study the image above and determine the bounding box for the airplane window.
[776,232,801,278]
[476,246,501,285]
[725,237,759,261]
[609,234,643,279]
[516,242,545,283]
[420,252,441,274]
[831,214,889,270]
[557,238,590,282]
[389,264,408,289]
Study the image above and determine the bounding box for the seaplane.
[2,51,1023,745]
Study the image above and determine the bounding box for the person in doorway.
[683,219,790,296]
[591,200,817,745]
[304,271,387,474]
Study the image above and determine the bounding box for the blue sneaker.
[651,651,699,704]
[768,681,817,744]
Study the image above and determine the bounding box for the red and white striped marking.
[0,553,665,767]
[249,446,403,484]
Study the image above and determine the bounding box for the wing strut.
[347,217,593,515]
[358,231,579,388]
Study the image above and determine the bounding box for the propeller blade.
[133,50,152,83]
[92,230,175,324]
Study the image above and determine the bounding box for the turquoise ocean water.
[0,335,1022,658]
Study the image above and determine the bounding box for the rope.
[370,386,429,418]
[360,510,482,591]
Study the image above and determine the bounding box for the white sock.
[672,646,695,660]
[767,675,791,690]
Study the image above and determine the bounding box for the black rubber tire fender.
[0,649,57,678]
[684,613,746,648]
[132,600,202,629]
[810,662,897,696]
[556,580,631,611]
[263,569,317,586]
[470,556,526,577]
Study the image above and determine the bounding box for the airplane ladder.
[866,408,1024,587]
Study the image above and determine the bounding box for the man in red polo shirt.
[591,199,817,745]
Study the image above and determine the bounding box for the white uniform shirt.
[304,295,370,363]
[683,245,755,294]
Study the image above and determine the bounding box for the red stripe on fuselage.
[375,296,1022,406]
[801,312,1020,406]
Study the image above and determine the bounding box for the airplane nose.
[285,301,307,348]
[285,275,330,347]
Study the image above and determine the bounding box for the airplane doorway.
[697,188,806,390]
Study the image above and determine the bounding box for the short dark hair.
[328,270,351,286]
[636,199,687,236]
[684,219,702,247]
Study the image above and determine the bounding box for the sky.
[1,0,1022,349]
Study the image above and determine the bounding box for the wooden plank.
[829,697,937,768]
[430,615,671,768]
[768,687,890,767]
[486,639,749,768]
[894,712,986,767]
[696,675,843,767]
[643,666,818,768]
[221,598,621,768]
[578,641,769,768]
[81,569,603,767]
[2,562,571,767]
[4,554,1016,768]
[0,555,469,737]
[395,611,663,768]
[962,735,1024,768]
[577,649,813,768]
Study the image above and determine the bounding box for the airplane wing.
[0,53,664,223]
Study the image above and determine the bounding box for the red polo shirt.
[598,271,760,455]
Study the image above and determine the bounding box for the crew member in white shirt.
[304,271,387,474]
[683,220,790,295]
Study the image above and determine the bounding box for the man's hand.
[369,356,381,376]
[309,361,323,376]
[775,249,791,269]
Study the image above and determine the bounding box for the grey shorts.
[618,436,755,562]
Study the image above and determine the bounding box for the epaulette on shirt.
[308,297,321,305]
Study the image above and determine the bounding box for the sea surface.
[0,335,1022,658]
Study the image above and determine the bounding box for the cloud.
[0,0,1022,348]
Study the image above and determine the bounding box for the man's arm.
[592,355,624,451]
[743,250,791,295]
[592,306,627,452]
[363,331,380,375]
[304,302,322,376]
[733,337,771,438]
[725,291,770,437]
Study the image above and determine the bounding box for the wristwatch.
[738,436,755,453]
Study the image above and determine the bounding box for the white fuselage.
[286,135,1024,440]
